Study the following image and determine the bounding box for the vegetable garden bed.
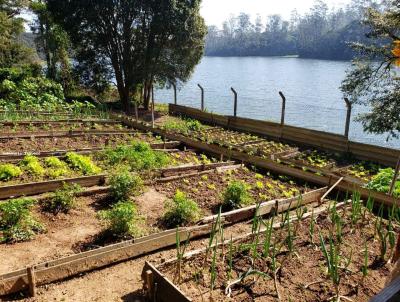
[144,197,399,302]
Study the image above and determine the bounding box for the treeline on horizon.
[205,0,388,60]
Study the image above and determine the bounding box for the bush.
[0,198,44,242]
[109,168,143,202]
[366,168,400,197]
[0,163,22,181]
[164,118,204,134]
[163,190,201,227]
[66,152,101,175]
[99,201,145,238]
[46,183,82,214]
[223,181,251,210]
[20,155,45,176]
[100,141,169,171]
[45,156,70,178]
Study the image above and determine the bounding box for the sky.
[201,0,351,27]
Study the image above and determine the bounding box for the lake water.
[155,57,400,149]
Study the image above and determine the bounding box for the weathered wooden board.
[0,175,106,200]
[370,276,400,302]
[0,119,119,126]
[168,104,400,167]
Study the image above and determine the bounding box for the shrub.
[0,163,22,181]
[46,183,82,214]
[164,118,204,134]
[99,201,145,238]
[109,168,143,202]
[0,198,44,242]
[366,168,400,197]
[223,181,251,209]
[65,152,101,175]
[163,190,201,227]
[45,156,70,178]
[20,155,45,176]
[100,141,169,171]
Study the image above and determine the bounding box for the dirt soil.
[159,206,395,302]
[0,133,159,153]
[0,123,127,133]
[154,167,315,216]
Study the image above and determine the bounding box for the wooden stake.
[389,156,400,196]
[320,177,344,203]
[27,266,37,297]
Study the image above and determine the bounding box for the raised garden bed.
[144,198,399,302]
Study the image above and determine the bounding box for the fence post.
[231,87,238,117]
[198,84,204,111]
[172,83,177,105]
[389,156,400,196]
[279,91,286,126]
[151,85,155,128]
[27,266,37,297]
[344,98,352,139]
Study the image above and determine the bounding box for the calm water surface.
[155,57,400,149]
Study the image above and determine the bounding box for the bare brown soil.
[0,123,127,133]
[0,132,159,153]
[154,167,314,216]
[159,206,396,302]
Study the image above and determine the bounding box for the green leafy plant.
[100,141,169,171]
[366,168,400,197]
[66,152,101,175]
[174,227,190,284]
[0,198,44,242]
[99,201,145,238]
[109,168,143,202]
[163,190,201,227]
[46,183,82,214]
[222,181,251,210]
[45,156,70,178]
[0,163,22,181]
[20,155,45,176]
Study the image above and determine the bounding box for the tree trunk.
[143,80,152,111]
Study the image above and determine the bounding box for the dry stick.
[320,177,344,204]
[389,156,400,196]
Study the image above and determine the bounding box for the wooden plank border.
[168,104,400,167]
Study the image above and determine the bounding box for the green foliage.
[164,118,204,135]
[223,181,251,209]
[0,163,22,181]
[100,141,169,171]
[20,155,45,176]
[163,190,201,227]
[366,168,400,197]
[45,156,70,178]
[99,201,144,238]
[0,198,44,242]
[109,168,143,202]
[341,4,400,138]
[46,183,82,214]
[65,152,101,175]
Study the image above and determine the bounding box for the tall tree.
[47,0,206,112]
[341,1,400,139]
[0,0,34,67]
[30,0,73,93]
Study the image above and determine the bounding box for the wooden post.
[389,156,400,196]
[231,87,238,117]
[198,84,204,111]
[151,85,155,129]
[279,91,286,126]
[27,266,37,297]
[172,83,177,105]
[344,98,352,139]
